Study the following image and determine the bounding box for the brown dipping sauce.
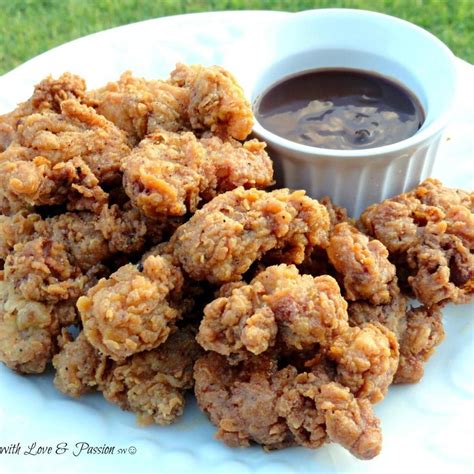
[254,68,425,150]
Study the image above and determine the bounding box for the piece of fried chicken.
[2,207,150,303]
[0,274,77,374]
[327,222,397,305]
[0,154,108,215]
[348,288,445,384]
[198,264,348,359]
[327,322,399,403]
[0,210,39,260]
[0,99,130,214]
[85,71,189,145]
[360,179,474,307]
[86,64,254,145]
[198,263,398,402]
[172,187,330,284]
[3,212,110,304]
[0,73,86,152]
[122,130,273,218]
[53,327,202,425]
[297,196,353,278]
[78,248,185,361]
[169,63,254,141]
[194,352,382,460]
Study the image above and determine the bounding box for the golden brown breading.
[0,154,108,215]
[348,284,408,341]
[4,237,107,303]
[54,328,202,425]
[316,380,382,459]
[0,211,40,260]
[0,203,160,374]
[349,294,445,384]
[170,63,254,140]
[194,353,382,459]
[3,211,113,302]
[393,305,445,383]
[96,204,148,254]
[406,220,474,306]
[95,202,173,255]
[0,73,86,152]
[86,64,254,144]
[122,130,273,218]
[85,71,189,145]
[198,265,348,358]
[199,261,398,403]
[0,98,130,214]
[78,252,185,360]
[319,196,354,230]
[360,179,474,306]
[172,187,330,284]
[2,67,467,455]
[35,212,112,271]
[4,237,105,303]
[53,330,108,397]
[14,100,129,182]
[327,322,399,403]
[296,197,352,278]
[2,206,157,304]
[327,223,397,305]
[102,327,202,425]
[0,275,77,374]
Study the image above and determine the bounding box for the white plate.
[0,11,473,474]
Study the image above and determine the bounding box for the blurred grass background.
[0,0,472,74]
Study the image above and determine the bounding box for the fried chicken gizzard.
[348,294,445,384]
[198,264,399,404]
[360,178,473,307]
[53,327,202,425]
[302,198,448,386]
[172,187,330,284]
[122,130,273,218]
[327,222,397,305]
[0,99,130,215]
[194,353,382,460]
[0,275,77,374]
[0,206,158,372]
[78,249,186,361]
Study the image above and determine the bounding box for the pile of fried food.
[0,64,472,460]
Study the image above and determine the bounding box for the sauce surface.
[254,69,425,150]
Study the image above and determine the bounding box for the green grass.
[0,0,472,74]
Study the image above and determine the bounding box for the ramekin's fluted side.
[267,134,443,217]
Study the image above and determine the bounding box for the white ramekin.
[229,9,458,217]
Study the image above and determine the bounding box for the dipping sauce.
[254,68,425,150]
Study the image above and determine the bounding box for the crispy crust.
[198,264,348,357]
[172,187,330,284]
[194,353,382,459]
[78,251,185,360]
[0,275,77,373]
[348,287,445,384]
[53,328,202,425]
[122,130,273,218]
[170,63,254,141]
[327,223,396,305]
[360,179,474,306]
